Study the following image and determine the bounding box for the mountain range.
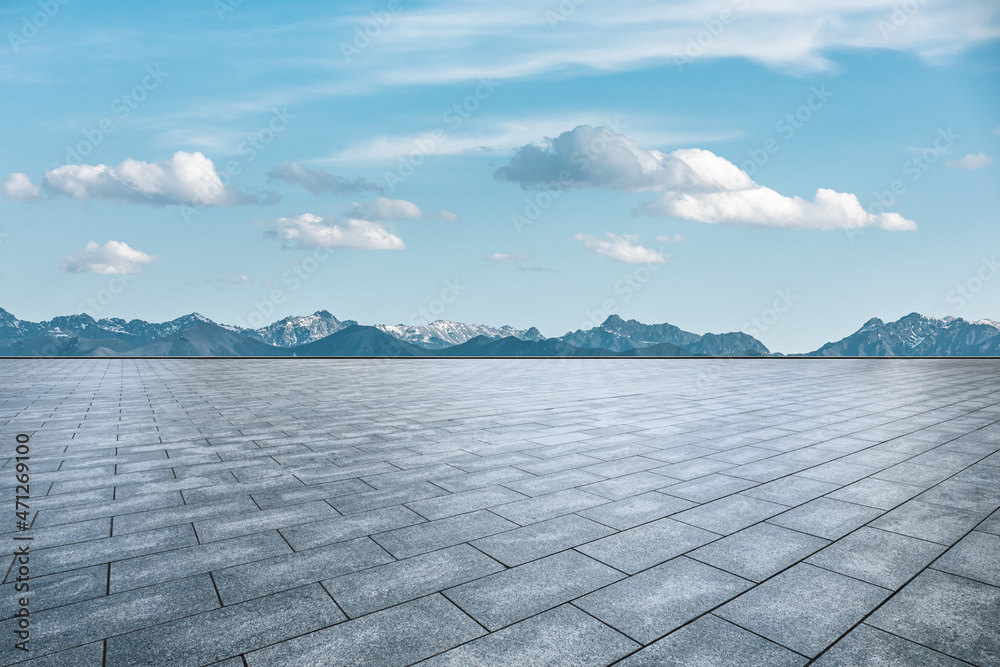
[1,307,999,357]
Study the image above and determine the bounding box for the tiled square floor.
[1,359,999,665]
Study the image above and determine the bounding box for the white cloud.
[484,251,553,272]
[496,125,742,192]
[348,197,460,222]
[485,252,534,264]
[642,186,916,231]
[2,173,41,202]
[268,161,382,195]
[352,197,424,220]
[271,213,405,250]
[656,234,685,243]
[61,241,157,274]
[324,1,999,85]
[575,233,667,264]
[993,126,1000,137]
[9,152,270,207]
[500,125,916,231]
[946,153,993,170]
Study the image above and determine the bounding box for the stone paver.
[1,358,998,665]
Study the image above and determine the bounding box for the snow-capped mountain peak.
[376,320,542,349]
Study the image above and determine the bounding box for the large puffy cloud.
[61,241,157,274]
[348,196,459,222]
[575,233,667,264]
[2,173,41,202]
[495,125,735,193]
[270,213,405,250]
[8,152,270,207]
[499,125,915,231]
[268,161,383,196]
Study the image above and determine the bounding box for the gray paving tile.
[471,513,615,566]
[576,557,751,644]
[653,458,735,481]
[446,550,624,630]
[576,517,718,574]
[250,477,372,509]
[660,474,757,503]
[578,471,676,500]
[812,624,967,667]
[327,481,449,515]
[870,499,981,545]
[106,584,345,667]
[14,525,198,579]
[716,563,891,658]
[110,530,292,593]
[322,544,504,617]
[0,575,219,665]
[213,536,393,604]
[193,499,340,543]
[932,530,1000,587]
[689,522,829,582]
[246,595,484,666]
[280,504,426,551]
[915,479,1000,514]
[112,495,259,534]
[825,477,924,510]
[797,461,880,485]
[872,461,955,487]
[405,485,527,518]
[578,491,696,530]
[12,642,104,667]
[373,509,518,559]
[490,488,609,525]
[738,475,837,507]
[0,566,106,619]
[806,527,946,589]
[673,494,786,535]
[868,569,1000,666]
[430,466,534,493]
[768,497,884,540]
[617,614,807,667]
[422,604,639,666]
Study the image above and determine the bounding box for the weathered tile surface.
[2,358,998,665]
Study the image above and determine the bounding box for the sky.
[0,0,998,353]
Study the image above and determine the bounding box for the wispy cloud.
[347,197,459,222]
[485,251,553,271]
[268,161,383,196]
[946,153,993,170]
[575,233,667,264]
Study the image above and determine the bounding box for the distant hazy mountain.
[376,320,544,349]
[0,309,219,347]
[808,313,1000,356]
[0,335,136,357]
[240,310,357,347]
[294,325,426,357]
[5,306,1000,357]
[438,335,610,357]
[619,342,698,357]
[561,315,769,356]
[127,323,288,357]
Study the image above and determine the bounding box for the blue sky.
[0,0,998,353]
